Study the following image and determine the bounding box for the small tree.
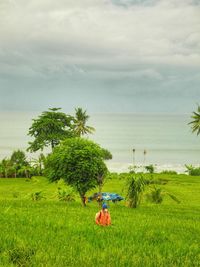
[1,158,13,178]
[27,108,74,152]
[45,138,109,206]
[145,164,155,174]
[126,176,146,208]
[10,150,29,177]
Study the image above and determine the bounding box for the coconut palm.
[189,105,200,135]
[31,153,46,176]
[73,107,95,137]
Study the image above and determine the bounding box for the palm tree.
[132,148,136,166]
[31,153,46,176]
[189,105,200,135]
[73,107,95,137]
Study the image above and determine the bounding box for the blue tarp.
[88,192,124,202]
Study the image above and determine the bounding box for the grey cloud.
[0,0,199,113]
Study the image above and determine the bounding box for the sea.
[0,112,199,173]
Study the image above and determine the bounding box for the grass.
[0,174,200,266]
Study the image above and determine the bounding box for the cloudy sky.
[0,0,200,113]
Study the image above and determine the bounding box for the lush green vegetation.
[0,173,200,267]
[27,107,95,152]
[185,165,200,176]
[0,151,46,178]
[45,138,109,206]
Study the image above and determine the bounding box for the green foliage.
[73,107,95,137]
[57,188,75,202]
[189,104,200,135]
[27,108,74,152]
[10,150,28,166]
[146,187,163,203]
[101,148,112,160]
[145,164,155,173]
[8,245,35,267]
[146,186,180,204]
[45,138,109,206]
[125,176,147,208]
[31,191,45,201]
[31,153,46,176]
[0,150,30,178]
[185,165,200,176]
[0,158,12,178]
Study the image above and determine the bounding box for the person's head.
[102,203,108,210]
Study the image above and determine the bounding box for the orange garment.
[95,209,111,226]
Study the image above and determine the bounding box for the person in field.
[95,203,111,226]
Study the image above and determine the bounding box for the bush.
[185,165,200,176]
[145,164,155,174]
[31,191,45,201]
[146,187,163,203]
[126,176,146,208]
[146,186,180,204]
[57,188,75,202]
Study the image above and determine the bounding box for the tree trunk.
[51,141,55,151]
[80,194,86,207]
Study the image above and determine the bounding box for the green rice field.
[0,174,200,267]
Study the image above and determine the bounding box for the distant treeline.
[0,150,45,178]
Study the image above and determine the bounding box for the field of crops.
[0,174,200,267]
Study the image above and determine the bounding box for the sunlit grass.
[0,174,200,266]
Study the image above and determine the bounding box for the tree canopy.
[44,138,109,206]
[27,108,74,152]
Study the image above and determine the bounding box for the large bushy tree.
[189,105,200,135]
[27,108,74,152]
[44,138,109,206]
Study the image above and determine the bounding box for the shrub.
[145,164,155,173]
[146,186,180,204]
[126,176,146,208]
[57,188,75,202]
[185,165,200,176]
[31,191,45,201]
[146,187,163,203]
